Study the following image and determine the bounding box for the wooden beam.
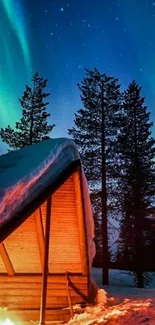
[65,272,74,319]
[73,170,89,276]
[0,243,15,275]
[34,208,44,270]
[39,196,52,325]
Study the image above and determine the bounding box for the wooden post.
[34,208,45,270]
[0,243,15,275]
[39,196,52,325]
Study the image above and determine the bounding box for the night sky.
[1,0,155,150]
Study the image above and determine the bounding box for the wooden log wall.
[39,174,82,273]
[0,274,88,322]
[0,174,83,274]
[0,170,90,322]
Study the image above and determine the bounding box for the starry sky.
[1,0,155,151]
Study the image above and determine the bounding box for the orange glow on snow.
[69,298,153,324]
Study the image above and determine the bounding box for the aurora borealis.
[0,0,32,128]
[1,0,155,146]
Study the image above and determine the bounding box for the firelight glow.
[0,319,15,325]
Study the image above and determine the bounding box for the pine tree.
[0,73,55,149]
[116,81,155,287]
[68,68,121,284]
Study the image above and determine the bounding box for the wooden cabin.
[0,138,95,323]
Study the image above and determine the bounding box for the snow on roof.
[0,138,79,227]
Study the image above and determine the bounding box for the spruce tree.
[116,81,155,287]
[68,68,121,284]
[0,73,55,149]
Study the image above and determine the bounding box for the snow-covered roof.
[0,138,80,231]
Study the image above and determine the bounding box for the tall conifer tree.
[0,73,55,149]
[117,81,155,287]
[68,68,121,284]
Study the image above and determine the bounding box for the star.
[60,8,64,11]
[50,32,53,36]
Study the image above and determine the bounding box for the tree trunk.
[136,270,144,288]
[101,80,109,285]
[133,105,144,288]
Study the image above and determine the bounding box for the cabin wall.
[41,174,82,273]
[0,171,90,322]
[1,214,41,273]
[0,274,88,322]
[0,174,83,274]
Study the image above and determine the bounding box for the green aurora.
[0,0,31,127]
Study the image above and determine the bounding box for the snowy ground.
[67,268,155,324]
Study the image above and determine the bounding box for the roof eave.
[0,159,81,243]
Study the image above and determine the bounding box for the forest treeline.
[1,69,155,288]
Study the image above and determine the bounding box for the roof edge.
[0,159,81,243]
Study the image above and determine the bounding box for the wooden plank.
[34,208,44,269]
[0,295,85,307]
[0,303,78,310]
[0,282,87,290]
[0,288,87,297]
[0,274,87,283]
[73,171,89,276]
[0,243,15,275]
[47,264,82,273]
